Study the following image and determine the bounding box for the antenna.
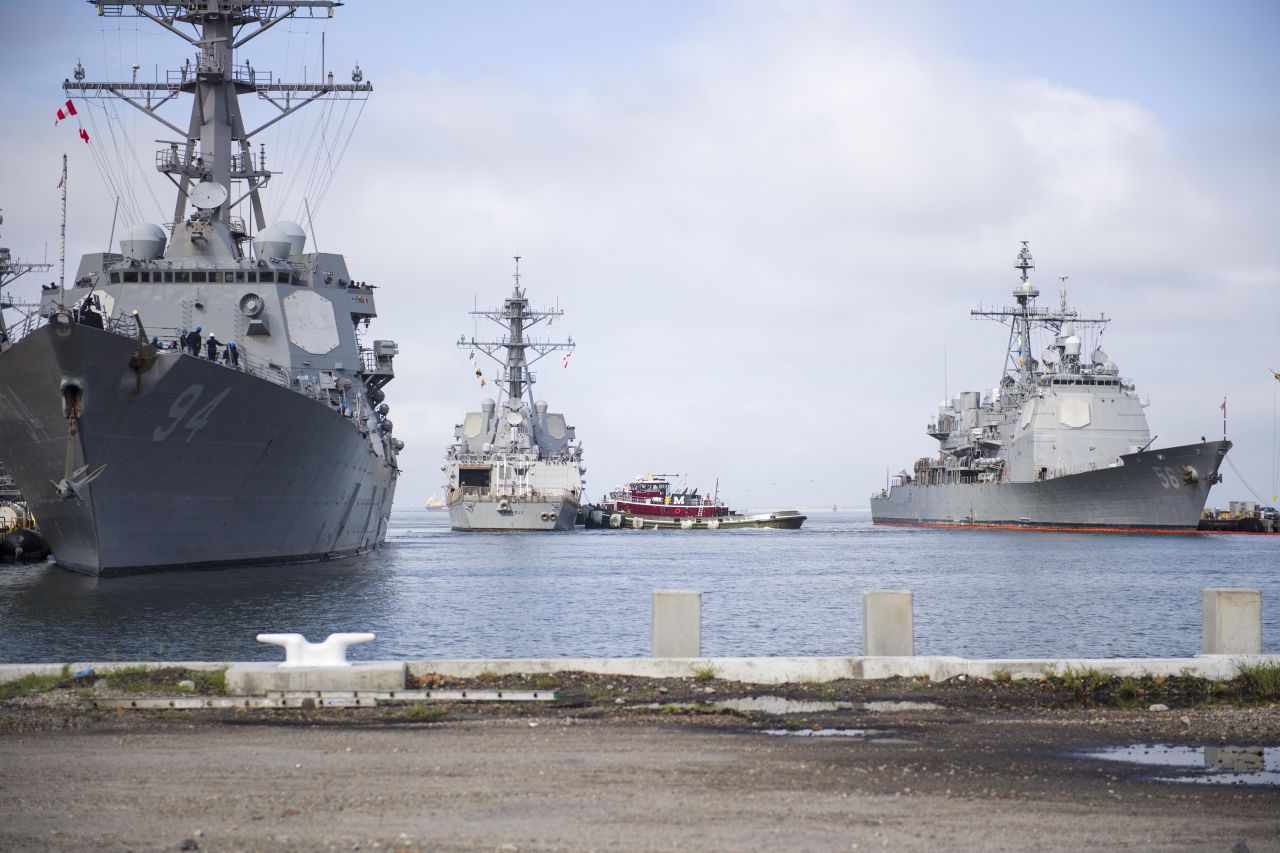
[1015,240,1034,283]
[1059,275,1068,313]
[59,154,67,289]
[513,255,521,289]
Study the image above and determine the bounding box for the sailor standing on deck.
[206,334,220,361]
[186,326,202,356]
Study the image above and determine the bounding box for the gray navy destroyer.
[0,2,400,575]
[445,262,584,531]
[871,242,1229,532]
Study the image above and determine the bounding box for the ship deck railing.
[7,310,378,433]
[454,486,579,501]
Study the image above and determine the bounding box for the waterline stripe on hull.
[871,520,1272,535]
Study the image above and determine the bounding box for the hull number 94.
[153,384,232,443]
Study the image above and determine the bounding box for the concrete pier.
[863,590,914,656]
[1202,588,1262,654]
[651,589,701,658]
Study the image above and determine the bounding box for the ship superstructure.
[871,242,1229,531]
[0,2,401,575]
[445,261,583,531]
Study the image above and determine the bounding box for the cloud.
[318,4,1275,508]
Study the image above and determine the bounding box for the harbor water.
[0,511,1275,663]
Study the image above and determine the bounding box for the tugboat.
[585,474,805,530]
[870,242,1229,532]
[444,259,584,531]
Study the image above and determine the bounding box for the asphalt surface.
[2,693,1278,852]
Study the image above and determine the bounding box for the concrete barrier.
[652,589,701,658]
[1203,588,1262,655]
[225,662,406,693]
[863,590,914,656]
[5,655,1278,688]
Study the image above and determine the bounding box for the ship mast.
[970,241,1108,405]
[64,2,371,238]
[460,257,574,410]
[0,210,53,350]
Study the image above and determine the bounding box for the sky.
[0,0,1277,510]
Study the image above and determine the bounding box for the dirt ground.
[1,670,1277,852]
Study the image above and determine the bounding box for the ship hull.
[0,324,397,576]
[870,440,1229,532]
[448,495,578,532]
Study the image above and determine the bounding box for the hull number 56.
[1152,466,1183,489]
[153,384,232,443]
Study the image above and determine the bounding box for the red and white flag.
[54,99,77,125]
[79,127,90,144]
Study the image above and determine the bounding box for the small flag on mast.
[563,350,573,368]
[54,99,77,125]
[79,128,90,144]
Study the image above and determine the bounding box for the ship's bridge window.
[458,468,491,488]
[222,271,234,283]
[175,271,190,283]
[162,271,173,283]
[123,271,138,283]
[192,271,207,283]
[246,272,257,283]
[110,272,121,284]
[236,271,246,282]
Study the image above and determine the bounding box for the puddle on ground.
[1084,745,1280,787]
[862,700,942,712]
[763,728,866,737]
[644,696,942,714]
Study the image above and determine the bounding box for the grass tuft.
[992,669,1012,684]
[0,669,67,701]
[533,675,559,691]
[1234,660,1280,700]
[692,662,719,683]
[1059,667,1111,693]
[404,702,446,721]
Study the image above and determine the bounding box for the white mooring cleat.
[255,632,376,667]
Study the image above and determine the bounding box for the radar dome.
[534,400,548,414]
[120,223,166,260]
[254,225,292,260]
[1060,322,1076,338]
[481,398,496,412]
[275,220,306,255]
[1064,335,1082,357]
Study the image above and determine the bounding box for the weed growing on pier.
[692,663,719,683]
[1234,661,1280,700]
[533,676,559,691]
[992,669,1012,684]
[206,666,228,696]
[1059,667,1112,693]
[0,668,68,701]
[403,702,446,721]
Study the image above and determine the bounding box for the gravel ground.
[1,671,1277,852]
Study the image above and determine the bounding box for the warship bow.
[0,2,400,575]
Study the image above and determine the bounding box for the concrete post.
[863,590,914,656]
[1202,588,1262,655]
[651,590,701,658]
